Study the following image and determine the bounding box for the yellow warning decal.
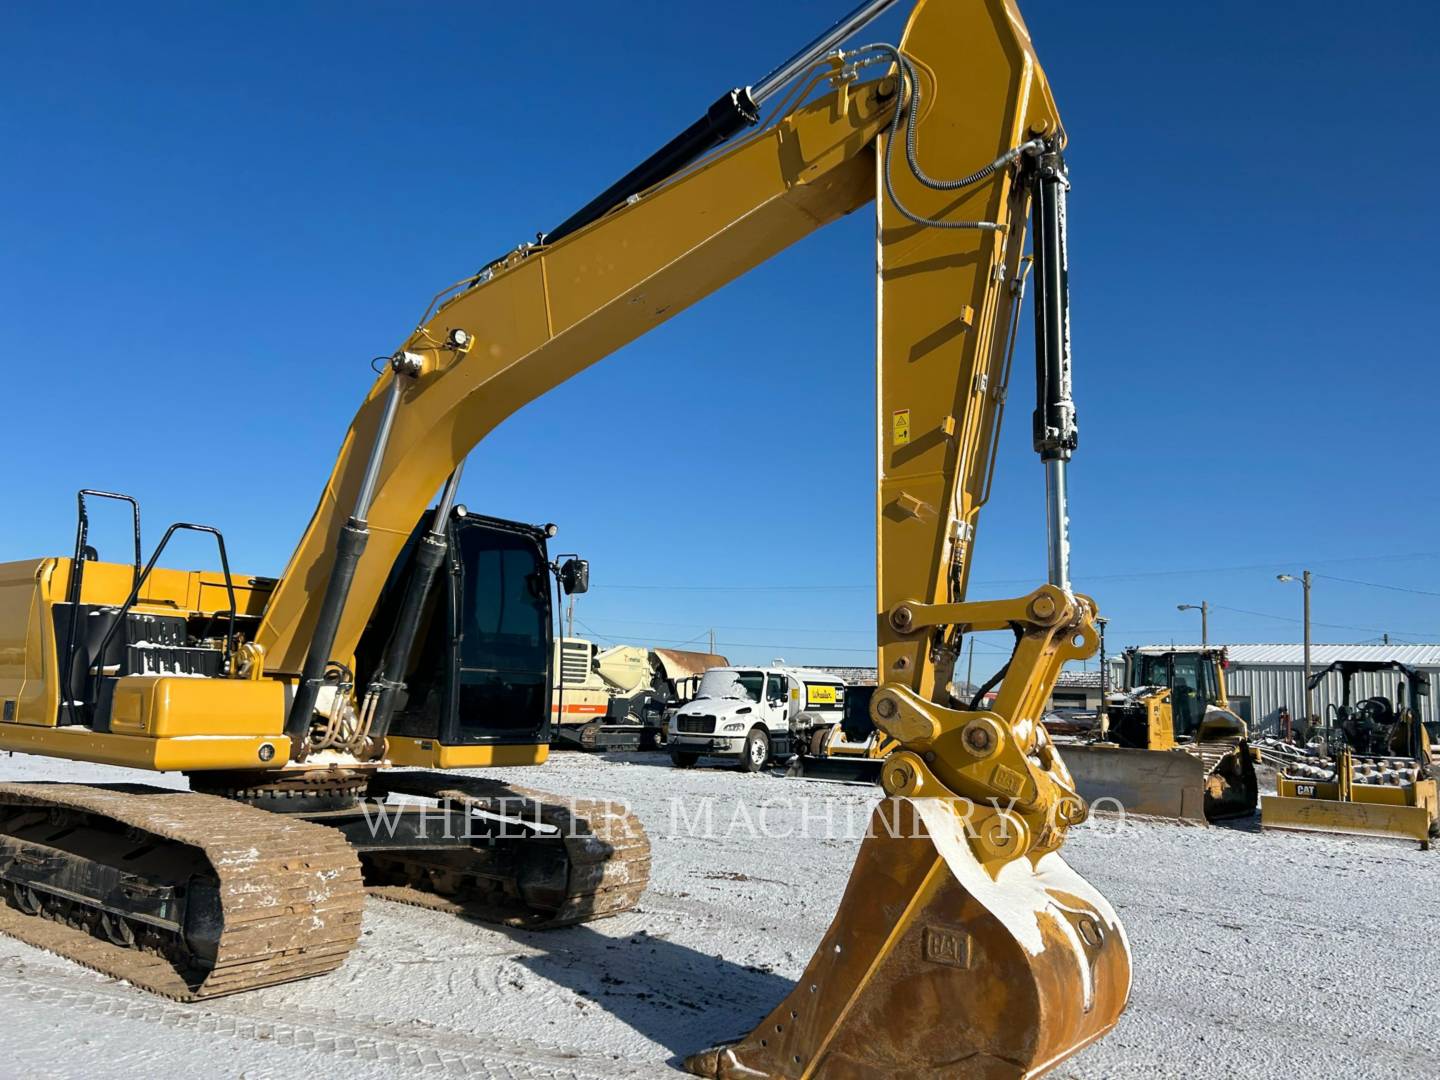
[892,409,911,446]
[807,684,838,706]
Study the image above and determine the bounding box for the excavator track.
[0,783,364,1000]
[363,772,649,928]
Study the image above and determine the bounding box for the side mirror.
[560,558,590,595]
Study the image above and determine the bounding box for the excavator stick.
[1059,745,1211,823]
[697,1,1127,1069]
[687,797,1129,1078]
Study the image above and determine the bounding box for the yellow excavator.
[0,0,1130,1074]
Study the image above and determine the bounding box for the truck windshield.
[697,669,764,702]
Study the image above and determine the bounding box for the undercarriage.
[0,773,651,998]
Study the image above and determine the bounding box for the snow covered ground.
[0,749,1433,1080]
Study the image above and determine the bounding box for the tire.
[640,728,662,752]
[738,727,770,772]
[670,749,699,768]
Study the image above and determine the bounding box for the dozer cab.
[0,0,1131,1074]
[1057,647,1260,822]
[1263,661,1438,848]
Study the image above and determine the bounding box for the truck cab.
[667,665,845,771]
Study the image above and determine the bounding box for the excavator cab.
[356,511,563,763]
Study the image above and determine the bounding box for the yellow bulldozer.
[0,1,1132,1074]
[1055,647,1260,823]
[1263,660,1438,848]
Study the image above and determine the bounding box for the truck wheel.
[738,728,770,772]
[670,749,699,768]
[640,728,662,751]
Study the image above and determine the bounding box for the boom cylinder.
[1029,145,1076,591]
[362,464,466,744]
[283,356,418,752]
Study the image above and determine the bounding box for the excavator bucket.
[686,796,1131,1078]
[1057,745,1210,822]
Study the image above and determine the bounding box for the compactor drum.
[1262,661,1438,848]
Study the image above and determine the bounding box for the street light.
[1176,601,1209,648]
[1277,571,1313,731]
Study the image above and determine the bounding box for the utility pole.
[1096,616,1110,738]
[1177,601,1209,648]
[708,628,715,656]
[566,593,575,639]
[1277,571,1313,730]
[965,639,975,698]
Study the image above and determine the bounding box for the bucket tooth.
[686,796,1131,1079]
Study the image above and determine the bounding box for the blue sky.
[3,1,1438,677]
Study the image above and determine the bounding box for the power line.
[571,615,876,635]
[1312,573,1440,598]
[589,551,1440,593]
[570,622,1013,657]
[1208,603,1435,639]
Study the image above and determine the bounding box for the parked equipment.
[1056,647,1260,822]
[668,665,846,770]
[1263,662,1438,848]
[553,640,727,751]
[0,0,1131,1073]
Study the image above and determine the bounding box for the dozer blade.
[686,796,1131,1079]
[786,754,885,786]
[1059,745,1209,822]
[1261,795,1434,849]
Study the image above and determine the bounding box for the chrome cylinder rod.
[750,0,902,104]
[1044,458,1071,592]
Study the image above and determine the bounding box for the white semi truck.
[667,664,848,770]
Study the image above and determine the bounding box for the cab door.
[764,673,792,733]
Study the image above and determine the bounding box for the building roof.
[1055,670,1103,688]
[1134,643,1440,668]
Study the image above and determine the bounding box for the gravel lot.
[0,749,1433,1080]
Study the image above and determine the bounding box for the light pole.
[1277,571,1313,730]
[1177,602,1209,648]
[1096,616,1110,738]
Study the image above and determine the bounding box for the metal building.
[1117,644,1440,737]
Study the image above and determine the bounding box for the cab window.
[766,674,789,705]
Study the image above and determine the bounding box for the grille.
[560,642,591,685]
[676,715,715,734]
